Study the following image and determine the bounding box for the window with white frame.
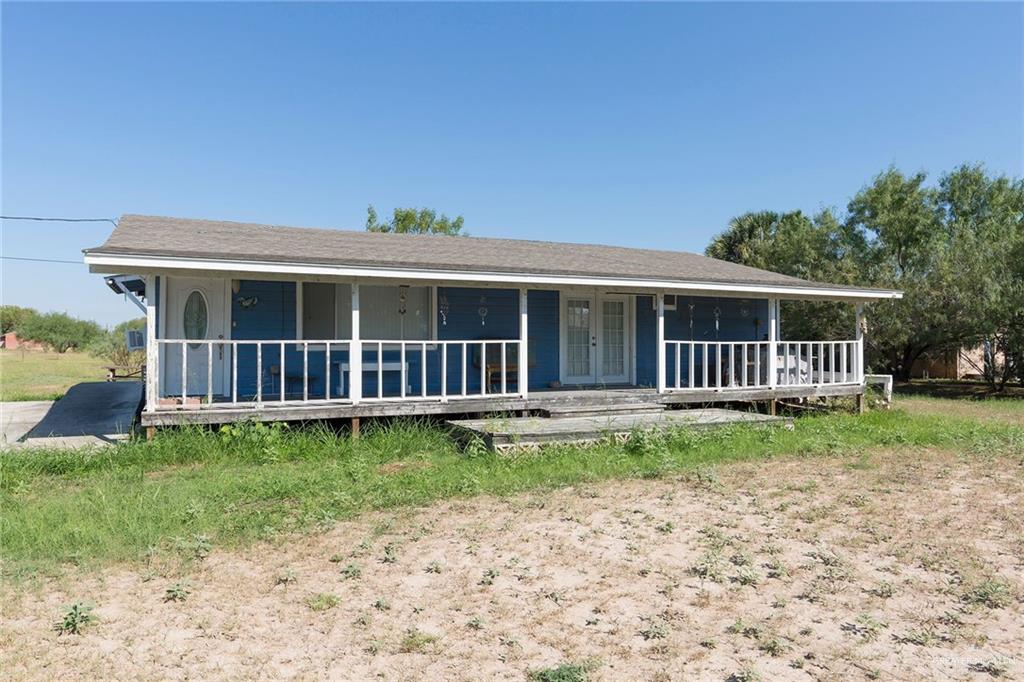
[300,283,431,341]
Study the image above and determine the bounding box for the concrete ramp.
[20,381,143,447]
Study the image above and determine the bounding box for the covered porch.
[138,274,867,427]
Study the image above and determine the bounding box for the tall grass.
[2,410,1021,577]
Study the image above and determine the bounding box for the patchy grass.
[0,349,110,401]
[2,409,1022,578]
[2,435,1022,679]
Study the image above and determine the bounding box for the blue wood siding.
[636,296,769,387]
[224,281,560,398]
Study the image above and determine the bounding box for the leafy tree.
[0,305,38,335]
[88,317,146,367]
[17,312,102,353]
[365,205,466,235]
[706,209,859,340]
[707,165,1024,386]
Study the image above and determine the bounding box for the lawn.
[0,349,110,401]
[1,403,1022,680]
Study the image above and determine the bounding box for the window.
[652,294,678,311]
[300,283,430,341]
[183,290,208,346]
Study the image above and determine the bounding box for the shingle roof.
[86,214,885,294]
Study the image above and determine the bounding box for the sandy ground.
[3,447,1022,681]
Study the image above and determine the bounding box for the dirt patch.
[3,448,1022,680]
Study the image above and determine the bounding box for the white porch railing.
[663,339,861,391]
[151,338,522,410]
[776,340,861,387]
[664,341,771,390]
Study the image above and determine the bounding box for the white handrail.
[154,337,523,410]
[661,339,861,391]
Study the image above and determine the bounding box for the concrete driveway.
[2,381,143,449]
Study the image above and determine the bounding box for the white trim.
[84,252,903,301]
[350,283,361,403]
[145,275,157,413]
[519,288,528,399]
[656,293,666,393]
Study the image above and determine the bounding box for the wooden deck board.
[140,384,861,427]
[447,408,791,450]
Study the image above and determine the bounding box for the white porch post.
[519,288,528,399]
[656,292,666,393]
[855,302,865,384]
[767,297,778,389]
[145,275,158,413]
[350,283,362,403]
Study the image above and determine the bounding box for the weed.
[727,665,762,682]
[758,637,786,657]
[699,638,716,649]
[962,579,1013,609]
[655,521,676,534]
[54,602,94,635]
[969,657,1013,678]
[425,560,443,574]
[467,616,484,631]
[274,569,297,586]
[639,619,669,641]
[164,581,191,602]
[735,566,761,586]
[340,563,361,580]
[372,598,391,611]
[895,626,939,646]
[381,542,399,564]
[306,593,340,612]
[528,661,594,682]
[398,628,437,653]
[479,568,500,586]
[868,581,896,599]
[690,550,727,583]
[353,612,371,627]
[844,613,886,642]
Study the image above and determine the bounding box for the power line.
[1,255,83,265]
[0,215,118,227]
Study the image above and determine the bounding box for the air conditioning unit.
[125,329,145,351]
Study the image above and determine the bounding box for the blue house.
[85,215,901,433]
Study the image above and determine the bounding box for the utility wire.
[0,215,118,227]
[1,255,83,265]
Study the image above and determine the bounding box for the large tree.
[706,165,1024,384]
[365,205,466,235]
[17,312,102,353]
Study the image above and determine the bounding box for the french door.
[562,293,631,385]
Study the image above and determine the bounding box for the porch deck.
[139,382,862,427]
[447,407,792,451]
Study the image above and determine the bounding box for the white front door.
[564,296,596,383]
[598,296,630,384]
[561,293,632,385]
[163,277,230,398]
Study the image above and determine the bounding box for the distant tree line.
[706,164,1024,388]
[1,305,145,366]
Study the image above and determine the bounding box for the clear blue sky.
[2,2,1021,326]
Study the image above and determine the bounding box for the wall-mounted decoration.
[739,300,750,318]
[439,294,450,326]
[478,295,489,327]
[237,295,259,309]
[688,301,695,339]
[713,305,721,337]
[398,285,408,315]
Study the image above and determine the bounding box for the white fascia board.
[83,252,903,301]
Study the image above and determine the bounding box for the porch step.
[447,408,791,452]
[540,402,666,418]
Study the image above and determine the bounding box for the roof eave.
[83,251,903,302]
